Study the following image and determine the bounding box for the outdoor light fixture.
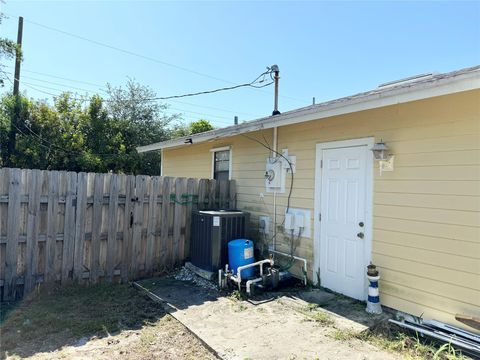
[371,141,394,175]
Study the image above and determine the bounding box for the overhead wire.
[6,68,274,103]
[168,99,256,117]
[22,75,109,94]
[240,133,295,253]
[4,74,236,127]
[2,66,259,119]
[16,80,242,125]
[2,73,159,158]
[23,81,103,96]
[2,65,106,88]
[3,13,306,104]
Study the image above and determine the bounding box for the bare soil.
[0,283,216,360]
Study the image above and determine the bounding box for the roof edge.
[137,65,480,153]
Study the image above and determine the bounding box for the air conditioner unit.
[190,210,250,272]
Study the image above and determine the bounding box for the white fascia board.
[136,71,480,153]
[209,146,231,152]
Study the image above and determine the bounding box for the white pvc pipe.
[272,126,278,252]
[237,259,272,284]
[218,269,223,288]
[269,249,308,286]
[228,259,273,290]
[246,277,263,295]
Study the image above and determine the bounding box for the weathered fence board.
[0,168,235,300]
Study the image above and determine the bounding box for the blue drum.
[228,239,254,279]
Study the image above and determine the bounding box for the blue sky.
[1,1,479,128]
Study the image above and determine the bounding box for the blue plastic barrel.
[228,239,255,279]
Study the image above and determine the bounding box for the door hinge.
[318,212,321,222]
[320,160,323,168]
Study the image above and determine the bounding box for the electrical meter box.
[265,157,284,192]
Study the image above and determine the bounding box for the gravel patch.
[172,266,218,291]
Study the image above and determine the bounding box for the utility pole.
[271,65,281,116]
[6,16,23,166]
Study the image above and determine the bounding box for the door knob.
[357,232,364,239]
[359,222,364,227]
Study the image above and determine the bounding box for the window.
[211,147,231,181]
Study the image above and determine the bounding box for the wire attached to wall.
[241,132,295,257]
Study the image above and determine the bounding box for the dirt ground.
[139,277,399,360]
[1,278,470,360]
[138,274,471,360]
[0,284,216,360]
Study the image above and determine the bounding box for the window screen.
[213,150,230,181]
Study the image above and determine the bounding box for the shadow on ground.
[0,282,169,359]
[139,275,390,330]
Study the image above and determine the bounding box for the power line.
[2,65,106,88]
[2,66,258,117]
[23,81,103,96]
[5,13,305,104]
[168,99,255,117]
[5,75,235,126]
[162,109,234,126]
[22,75,108,94]
[19,82,235,125]
[8,68,274,103]
[19,16,238,85]
[4,77,237,126]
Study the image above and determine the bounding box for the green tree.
[105,80,180,174]
[189,119,214,134]
[0,80,181,175]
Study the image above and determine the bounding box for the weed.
[353,322,469,360]
[228,290,247,302]
[232,303,248,312]
[328,329,356,341]
[140,331,156,348]
[299,304,334,326]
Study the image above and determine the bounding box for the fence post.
[73,172,87,281]
[24,169,41,295]
[61,171,77,284]
[184,178,198,259]
[146,176,162,275]
[173,177,187,264]
[106,174,119,283]
[5,168,21,300]
[122,175,135,282]
[45,171,59,283]
[197,179,208,210]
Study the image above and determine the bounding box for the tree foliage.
[189,119,214,134]
[170,119,214,138]
[0,81,182,175]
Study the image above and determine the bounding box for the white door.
[318,144,369,300]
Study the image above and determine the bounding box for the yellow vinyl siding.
[163,89,480,330]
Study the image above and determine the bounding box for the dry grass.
[298,303,335,326]
[328,321,471,360]
[0,283,216,360]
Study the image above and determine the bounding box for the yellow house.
[138,66,480,330]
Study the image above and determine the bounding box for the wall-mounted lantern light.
[371,141,394,175]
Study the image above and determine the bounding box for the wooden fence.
[0,168,236,301]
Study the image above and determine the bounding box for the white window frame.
[210,146,232,180]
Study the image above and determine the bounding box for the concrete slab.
[136,277,399,360]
